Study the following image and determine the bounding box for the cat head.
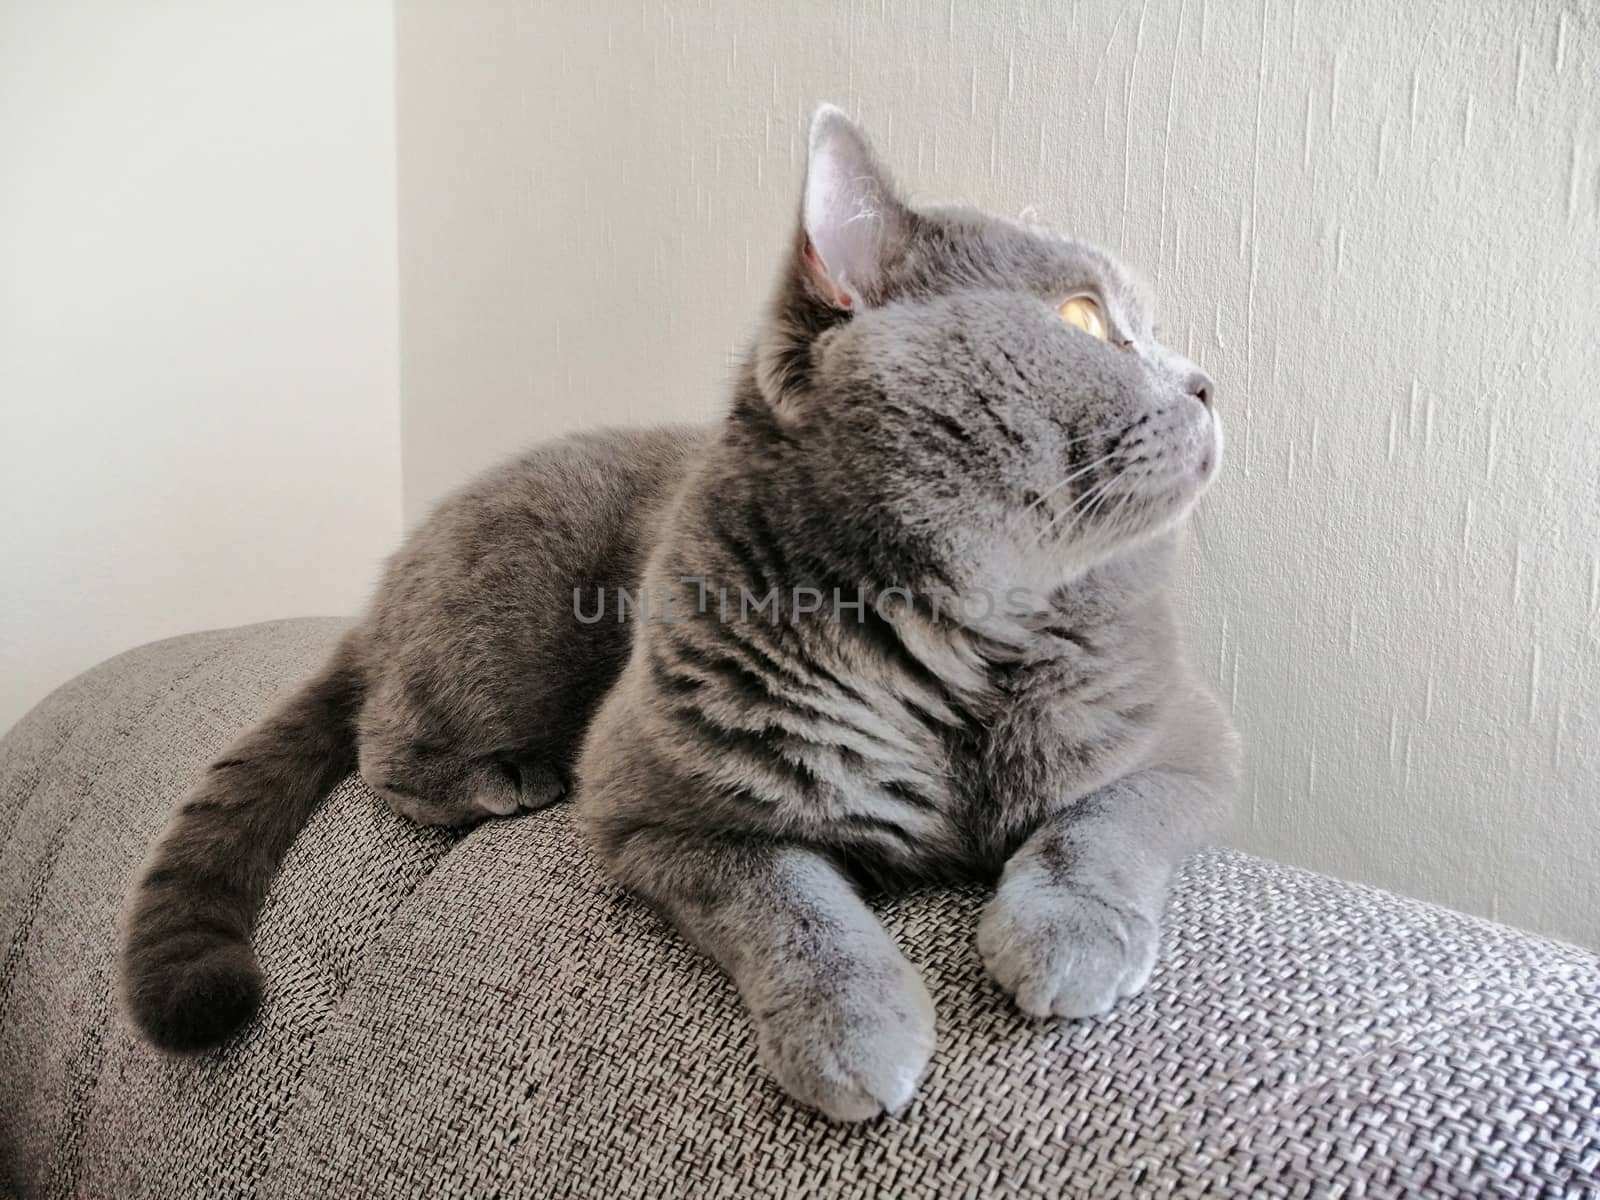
[748,106,1220,598]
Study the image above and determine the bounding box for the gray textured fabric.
[1,619,1596,1198]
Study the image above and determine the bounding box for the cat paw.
[376,788,498,828]
[753,965,936,1122]
[506,759,568,811]
[367,757,565,828]
[977,883,1158,1019]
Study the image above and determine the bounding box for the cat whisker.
[1068,478,1123,539]
[1030,469,1126,550]
[1192,504,1213,561]
[1018,451,1119,524]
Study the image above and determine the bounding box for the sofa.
[2,618,1596,1197]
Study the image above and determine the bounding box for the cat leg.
[355,689,573,827]
[500,754,569,811]
[357,738,516,828]
[603,827,935,1121]
[978,697,1238,1019]
[354,721,520,830]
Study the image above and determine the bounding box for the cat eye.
[1057,294,1108,340]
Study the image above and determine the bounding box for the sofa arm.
[2,619,1596,1198]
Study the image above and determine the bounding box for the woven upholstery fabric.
[1,619,1596,1198]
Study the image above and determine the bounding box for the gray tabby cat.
[120,107,1238,1121]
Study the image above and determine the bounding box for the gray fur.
[119,427,706,1049]
[119,107,1238,1122]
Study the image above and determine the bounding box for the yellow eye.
[1057,294,1107,340]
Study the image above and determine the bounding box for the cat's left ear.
[800,105,913,309]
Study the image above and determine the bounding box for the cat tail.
[118,630,366,1053]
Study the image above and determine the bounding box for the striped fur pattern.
[118,108,1237,1122]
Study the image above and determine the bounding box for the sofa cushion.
[2,619,1596,1197]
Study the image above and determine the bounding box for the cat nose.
[1183,370,1214,410]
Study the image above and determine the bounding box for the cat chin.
[1143,478,1212,534]
[1058,491,1204,574]
[1041,529,1147,583]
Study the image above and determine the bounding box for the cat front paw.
[977,883,1158,1020]
[753,964,936,1122]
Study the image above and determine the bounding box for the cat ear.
[801,105,911,308]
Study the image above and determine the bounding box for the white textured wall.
[0,1,403,730]
[395,2,1600,945]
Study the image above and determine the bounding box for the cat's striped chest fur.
[636,543,1174,885]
